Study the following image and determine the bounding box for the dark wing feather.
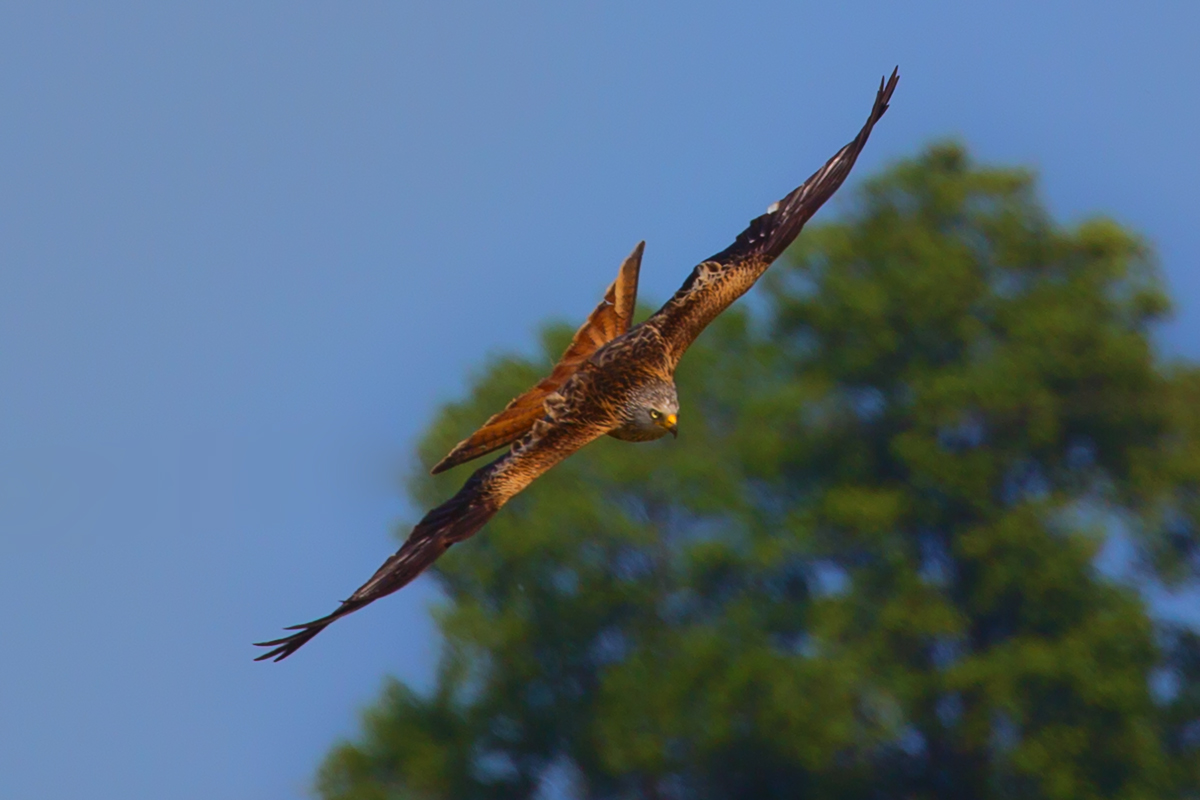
[648,69,899,362]
[431,242,643,474]
[255,382,610,662]
[252,472,495,662]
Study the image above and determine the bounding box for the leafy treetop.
[318,143,1200,800]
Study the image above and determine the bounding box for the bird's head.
[616,380,679,441]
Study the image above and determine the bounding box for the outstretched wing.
[647,69,899,364]
[255,383,611,662]
[431,241,644,475]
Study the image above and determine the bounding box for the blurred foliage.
[317,143,1200,800]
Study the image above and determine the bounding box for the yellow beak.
[664,413,678,438]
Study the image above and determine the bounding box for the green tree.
[317,144,1200,800]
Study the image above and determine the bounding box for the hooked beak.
[664,413,678,438]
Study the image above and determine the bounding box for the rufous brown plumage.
[255,69,898,661]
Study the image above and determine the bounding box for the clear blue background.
[1,3,1197,798]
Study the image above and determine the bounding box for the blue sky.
[1,3,1197,798]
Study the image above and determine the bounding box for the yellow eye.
[649,410,660,420]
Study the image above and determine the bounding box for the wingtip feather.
[253,622,327,662]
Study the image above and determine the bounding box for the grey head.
[608,379,680,442]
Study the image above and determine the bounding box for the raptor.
[256,69,899,661]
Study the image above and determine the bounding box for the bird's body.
[256,69,899,661]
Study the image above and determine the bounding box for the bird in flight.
[256,69,899,661]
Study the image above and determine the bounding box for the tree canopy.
[317,143,1200,800]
